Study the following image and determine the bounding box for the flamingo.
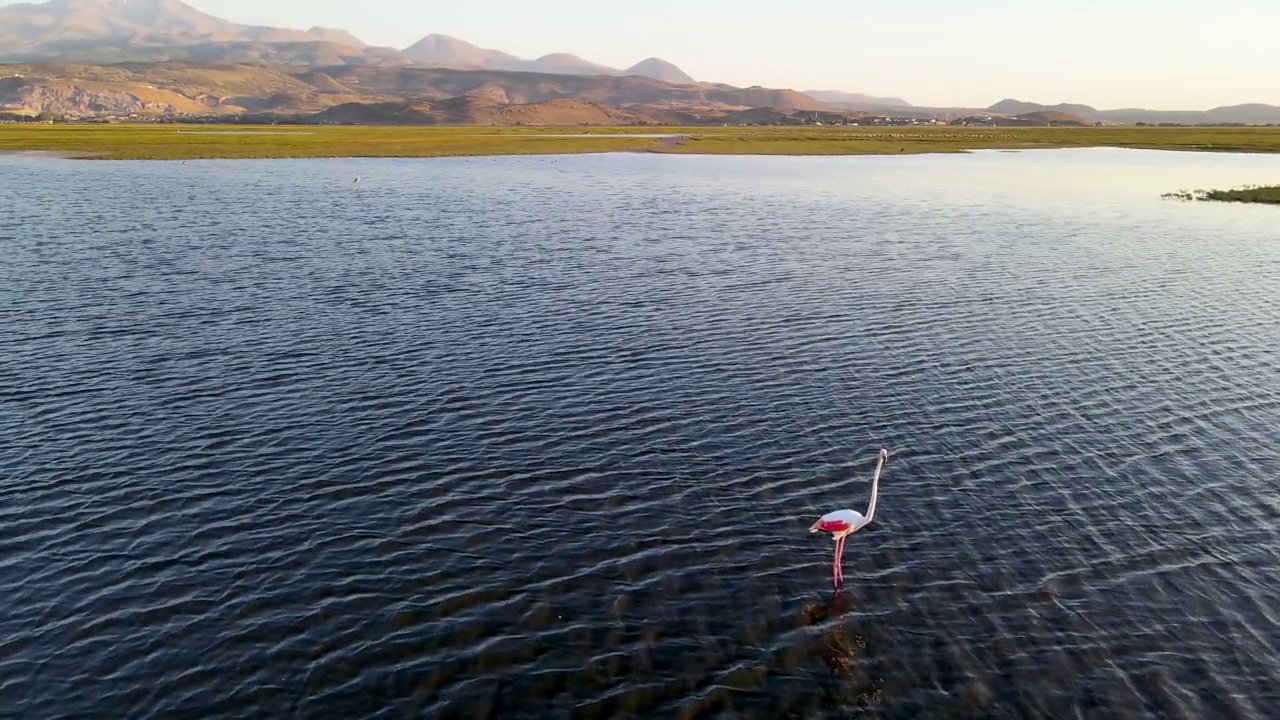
[809,448,889,589]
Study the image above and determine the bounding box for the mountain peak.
[304,26,367,48]
[625,58,695,84]
[410,33,474,49]
[401,34,515,68]
[525,52,616,76]
[535,52,586,62]
[988,98,1099,116]
[803,89,913,109]
[399,34,698,82]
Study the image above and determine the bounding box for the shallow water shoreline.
[0,148,102,159]
[4,124,1280,161]
[1162,184,1280,204]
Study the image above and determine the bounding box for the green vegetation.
[652,125,1280,156]
[4,123,1280,160]
[0,124,658,160]
[1162,184,1280,204]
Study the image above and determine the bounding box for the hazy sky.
[9,0,1279,109]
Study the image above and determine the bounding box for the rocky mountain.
[401,34,694,83]
[1,0,270,46]
[626,58,694,85]
[0,0,419,65]
[0,61,829,121]
[4,1,1276,124]
[310,97,648,126]
[297,65,822,111]
[26,40,413,67]
[0,1,699,83]
[524,52,617,77]
[2,0,358,50]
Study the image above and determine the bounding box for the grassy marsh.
[0,124,657,160]
[1162,184,1280,204]
[654,125,1280,155]
[4,123,1280,160]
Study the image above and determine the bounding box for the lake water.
[2,148,1279,719]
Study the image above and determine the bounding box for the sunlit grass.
[3,123,1280,160]
[653,125,1280,155]
[0,124,656,160]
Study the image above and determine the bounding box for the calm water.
[2,148,1280,719]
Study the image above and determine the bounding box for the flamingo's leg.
[834,536,846,588]
[831,545,838,588]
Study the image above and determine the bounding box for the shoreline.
[1162,184,1280,205]
[3,143,1278,163]
[3,124,1280,161]
[0,148,104,159]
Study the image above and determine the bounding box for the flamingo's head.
[879,448,890,460]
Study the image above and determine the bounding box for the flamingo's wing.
[810,509,864,533]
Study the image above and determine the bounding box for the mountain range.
[0,0,698,84]
[400,35,696,84]
[2,0,1278,125]
[802,90,914,110]
[983,98,1280,126]
[0,61,829,123]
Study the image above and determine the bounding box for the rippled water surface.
[3,148,1280,719]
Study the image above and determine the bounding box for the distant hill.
[401,34,695,84]
[302,28,367,48]
[525,52,618,77]
[309,99,871,127]
[625,58,695,85]
[1015,111,1090,126]
[988,98,1098,117]
[400,34,518,69]
[804,90,913,109]
[985,98,1280,126]
[311,97,648,126]
[1095,103,1280,126]
[298,66,824,111]
[779,95,1280,126]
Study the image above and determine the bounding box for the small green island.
[1162,185,1280,204]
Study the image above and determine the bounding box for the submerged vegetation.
[1162,184,1280,204]
[3,123,1280,160]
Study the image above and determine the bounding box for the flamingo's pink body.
[810,448,889,589]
